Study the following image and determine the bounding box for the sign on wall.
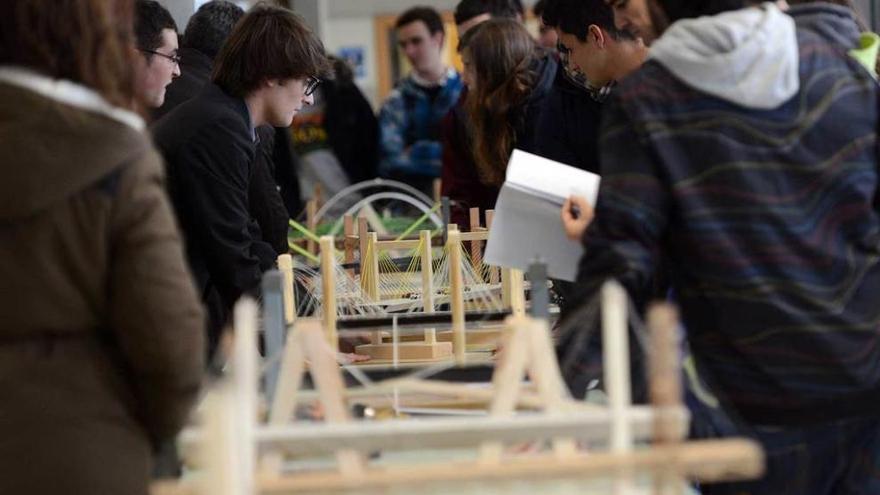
[338,46,367,79]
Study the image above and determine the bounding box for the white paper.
[484,149,601,282]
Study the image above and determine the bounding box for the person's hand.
[561,195,594,241]
[338,352,371,364]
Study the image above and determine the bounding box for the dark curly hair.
[183,0,244,60]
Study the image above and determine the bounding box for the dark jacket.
[379,69,464,195]
[533,61,603,174]
[152,47,294,249]
[324,67,380,184]
[443,52,558,228]
[571,4,880,425]
[153,83,277,356]
[0,70,204,495]
[252,126,293,253]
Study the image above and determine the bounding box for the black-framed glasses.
[304,76,321,97]
[139,49,181,66]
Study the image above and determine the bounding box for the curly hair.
[464,19,538,186]
[183,0,244,59]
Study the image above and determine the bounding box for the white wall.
[158,0,250,31]
[157,0,198,30]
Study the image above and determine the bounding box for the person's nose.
[404,43,419,59]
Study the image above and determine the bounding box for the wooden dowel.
[257,439,763,493]
[277,254,296,325]
[485,210,500,284]
[343,215,355,278]
[358,216,369,290]
[367,231,381,345]
[320,236,338,352]
[433,178,442,205]
[420,230,436,344]
[306,199,318,256]
[509,269,525,316]
[648,303,684,495]
[447,230,466,364]
[469,208,483,281]
[374,239,420,251]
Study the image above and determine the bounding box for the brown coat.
[0,75,205,495]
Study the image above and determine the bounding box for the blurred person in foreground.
[0,0,205,493]
[563,1,880,492]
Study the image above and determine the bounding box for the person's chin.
[154,89,167,108]
[276,110,299,127]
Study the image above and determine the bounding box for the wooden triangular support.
[260,318,365,479]
[480,314,577,464]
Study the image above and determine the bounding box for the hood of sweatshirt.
[0,66,148,219]
[787,2,877,78]
[648,2,799,110]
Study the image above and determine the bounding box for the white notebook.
[484,149,601,282]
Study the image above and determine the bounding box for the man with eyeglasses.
[153,5,330,360]
[134,0,180,108]
[153,0,301,261]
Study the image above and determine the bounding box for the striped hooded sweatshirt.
[573,3,880,425]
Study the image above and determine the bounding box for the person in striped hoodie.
[563,1,880,492]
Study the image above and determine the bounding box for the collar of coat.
[0,65,144,131]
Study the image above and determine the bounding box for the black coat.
[533,62,603,174]
[153,83,277,355]
[152,47,296,249]
[323,77,380,184]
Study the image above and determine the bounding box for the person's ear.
[432,31,445,47]
[589,25,606,49]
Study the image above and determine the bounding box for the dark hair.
[464,19,538,186]
[541,0,622,42]
[454,0,522,25]
[212,3,330,98]
[655,0,746,23]
[183,0,244,59]
[0,0,137,108]
[134,0,178,52]
[454,0,490,25]
[458,22,480,52]
[328,55,354,86]
[533,0,547,18]
[395,6,445,38]
[496,0,525,18]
